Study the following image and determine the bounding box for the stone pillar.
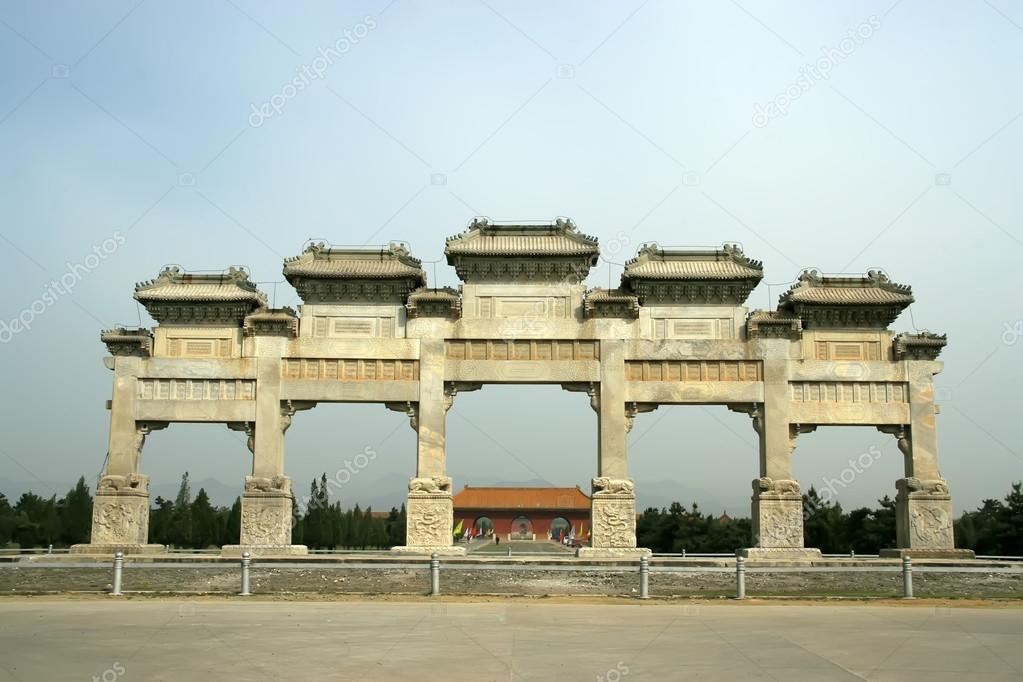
[879,362,973,558]
[579,340,649,558]
[73,357,166,554]
[741,344,821,559]
[393,339,465,555]
[223,357,307,556]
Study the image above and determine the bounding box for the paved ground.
[0,599,1020,681]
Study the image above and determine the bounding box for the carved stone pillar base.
[71,474,166,554]
[747,477,820,556]
[393,481,465,555]
[885,477,968,557]
[222,475,307,556]
[586,479,647,555]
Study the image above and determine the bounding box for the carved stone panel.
[752,478,804,549]
[89,474,152,545]
[791,382,908,403]
[405,494,454,548]
[446,339,599,361]
[590,493,637,549]
[138,379,255,401]
[282,358,419,381]
[626,360,762,382]
[894,477,955,550]
[240,493,293,546]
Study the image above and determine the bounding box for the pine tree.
[190,488,217,548]
[225,497,241,545]
[0,493,14,546]
[59,477,92,545]
[170,472,193,547]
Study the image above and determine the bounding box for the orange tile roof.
[453,486,590,511]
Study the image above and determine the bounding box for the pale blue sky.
[1,1,1021,515]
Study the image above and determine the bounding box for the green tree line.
[2,476,1019,555]
[638,482,1023,555]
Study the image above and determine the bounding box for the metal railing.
[3,554,1020,600]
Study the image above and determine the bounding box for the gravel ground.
[1,565,1021,599]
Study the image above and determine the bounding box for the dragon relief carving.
[407,501,450,546]
[591,500,635,548]
[92,501,141,544]
[241,504,289,545]
[909,505,951,547]
[757,506,803,547]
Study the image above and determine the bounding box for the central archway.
[511,515,533,540]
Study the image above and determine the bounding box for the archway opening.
[142,422,251,549]
[549,516,571,542]
[446,385,594,490]
[283,402,415,549]
[473,516,494,536]
[511,515,533,540]
[792,426,904,554]
[629,405,756,553]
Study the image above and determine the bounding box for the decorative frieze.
[446,339,599,361]
[790,381,908,403]
[814,339,882,361]
[626,360,762,382]
[138,379,255,401]
[282,358,419,381]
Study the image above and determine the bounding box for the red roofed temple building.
[452,486,591,540]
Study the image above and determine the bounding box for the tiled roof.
[134,267,266,304]
[585,288,639,302]
[622,244,763,281]
[625,259,762,279]
[283,242,426,282]
[445,217,599,257]
[453,486,591,510]
[780,271,913,306]
[407,287,460,302]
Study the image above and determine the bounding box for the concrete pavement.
[0,599,1020,681]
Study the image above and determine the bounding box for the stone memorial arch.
[74,218,970,558]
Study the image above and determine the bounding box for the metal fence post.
[639,556,650,599]
[111,551,124,596]
[902,555,913,599]
[430,553,440,596]
[850,549,855,560]
[47,544,52,555]
[735,556,746,599]
[240,551,252,596]
[681,548,686,559]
